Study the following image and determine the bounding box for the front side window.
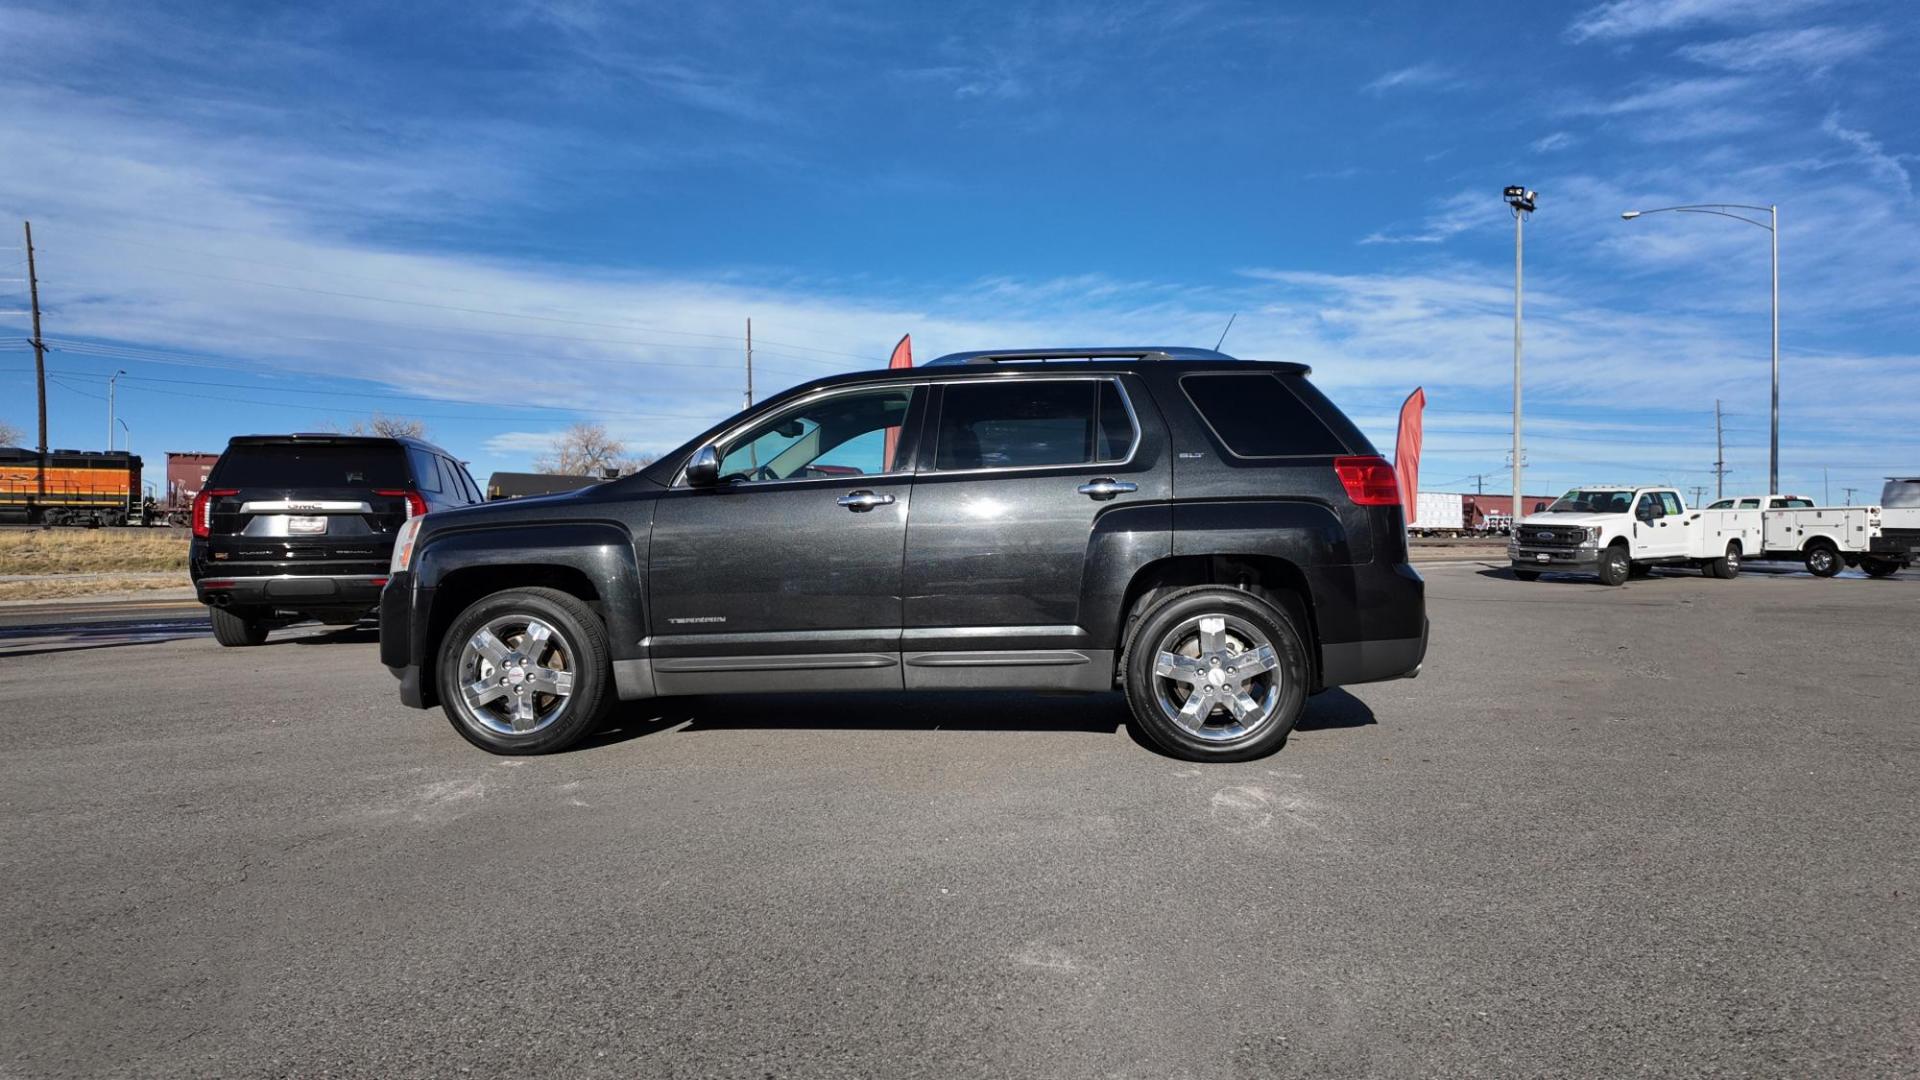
[1635,493,1662,519]
[1707,499,1733,509]
[934,379,1132,471]
[713,386,917,484]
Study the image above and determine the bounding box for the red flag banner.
[883,334,913,469]
[1393,387,1425,523]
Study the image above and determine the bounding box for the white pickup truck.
[1508,486,1883,585]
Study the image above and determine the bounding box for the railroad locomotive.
[0,446,144,526]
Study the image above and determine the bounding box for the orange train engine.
[0,446,145,527]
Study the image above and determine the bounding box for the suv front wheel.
[1122,587,1309,762]
[437,587,612,755]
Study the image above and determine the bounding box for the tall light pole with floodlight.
[1620,203,1778,494]
[1504,185,1537,530]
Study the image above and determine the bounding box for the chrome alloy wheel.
[457,616,576,735]
[1150,613,1284,743]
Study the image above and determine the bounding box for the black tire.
[1121,586,1310,763]
[1860,557,1901,579]
[1512,569,1541,582]
[1706,542,1741,579]
[1597,543,1631,587]
[436,587,612,755]
[1804,542,1842,578]
[209,605,270,647]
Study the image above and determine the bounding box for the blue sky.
[1,0,1916,502]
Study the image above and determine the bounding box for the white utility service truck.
[1508,486,1885,585]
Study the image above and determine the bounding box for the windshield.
[1546,488,1634,514]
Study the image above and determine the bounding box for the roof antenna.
[1213,312,1238,353]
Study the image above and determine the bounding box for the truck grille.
[1520,524,1587,547]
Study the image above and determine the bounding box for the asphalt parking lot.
[3,561,1915,1078]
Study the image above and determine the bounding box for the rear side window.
[1659,492,1684,516]
[935,379,1134,471]
[1180,374,1346,457]
[407,448,443,493]
[212,443,407,488]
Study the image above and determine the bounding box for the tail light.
[1333,456,1401,507]
[376,488,428,519]
[191,488,239,538]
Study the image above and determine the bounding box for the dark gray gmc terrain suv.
[380,347,1427,761]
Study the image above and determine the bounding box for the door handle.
[1077,478,1138,501]
[837,490,895,512]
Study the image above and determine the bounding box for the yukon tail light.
[191,488,239,538]
[376,488,428,519]
[1333,456,1401,507]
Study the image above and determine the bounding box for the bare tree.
[532,423,655,476]
[342,412,429,439]
[0,419,22,447]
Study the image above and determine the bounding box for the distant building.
[485,471,605,501]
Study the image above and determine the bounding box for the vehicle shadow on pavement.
[578,686,1377,754]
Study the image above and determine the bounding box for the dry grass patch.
[0,529,191,575]
[0,574,189,601]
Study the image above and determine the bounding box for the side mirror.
[685,444,721,488]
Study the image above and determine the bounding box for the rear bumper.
[193,572,388,609]
[1316,560,1427,686]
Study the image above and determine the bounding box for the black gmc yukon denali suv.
[191,434,482,646]
[381,348,1427,761]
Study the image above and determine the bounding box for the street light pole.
[108,369,126,451]
[1620,202,1779,493]
[1504,186,1537,529]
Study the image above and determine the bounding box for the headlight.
[1584,527,1603,543]
[390,516,424,575]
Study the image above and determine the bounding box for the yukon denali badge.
[667,616,727,625]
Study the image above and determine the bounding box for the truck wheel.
[1804,542,1841,578]
[1708,543,1741,580]
[1122,586,1308,763]
[1512,569,1541,582]
[1860,557,1901,579]
[437,587,612,755]
[1628,562,1652,579]
[209,606,270,647]
[1597,544,1631,587]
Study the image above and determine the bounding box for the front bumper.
[1509,542,1599,572]
[379,572,435,708]
[194,572,388,609]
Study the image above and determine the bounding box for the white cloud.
[1566,0,1828,42]
[1678,25,1883,71]
[1359,191,1498,245]
[1532,132,1577,153]
[1820,111,1913,198]
[1363,63,1462,95]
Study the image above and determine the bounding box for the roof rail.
[923,346,1236,367]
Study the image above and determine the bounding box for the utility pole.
[1842,486,1858,506]
[1474,474,1486,496]
[1713,400,1728,500]
[1503,186,1537,532]
[1689,485,1706,507]
[744,317,754,410]
[25,221,46,499]
[1823,467,1829,505]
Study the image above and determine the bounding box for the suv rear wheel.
[209,605,270,647]
[1122,587,1308,762]
[437,587,612,755]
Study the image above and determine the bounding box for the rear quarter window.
[1179,373,1348,457]
[212,443,408,487]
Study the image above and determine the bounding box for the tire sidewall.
[1805,545,1839,577]
[1123,588,1308,762]
[438,589,609,755]
[1599,546,1630,586]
